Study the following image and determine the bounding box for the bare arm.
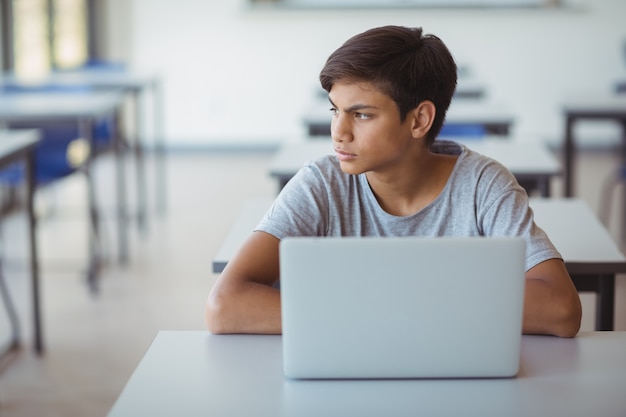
[206,229,582,337]
[522,258,582,337]
[205,231,282,334]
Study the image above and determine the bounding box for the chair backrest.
[79,59,127,72]
[0,125,89,186]
[439,123,486,139]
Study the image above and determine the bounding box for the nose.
[330,113,352,143]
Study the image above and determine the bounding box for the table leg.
[596,274,615,331]
[114,109,129,264]
[278,177,289,193]
[539,177,550,197]
[153,78,167,215]
[0,261,20,352]
[133,89,148,235]
[25,146,42,353]
[616,119,626,242]
[564,115,575,197]
[81,118,101,292]
[522,178,549,197]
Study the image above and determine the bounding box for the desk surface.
[562,94,626,117]
[0,129,40,164]
[531,199,626,274]
[269,138,561,179]
[212,197,626,275]
[0,70,157,91]
[108,330,626,417]
[0,91,124,120]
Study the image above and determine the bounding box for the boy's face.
[328,80,417,176]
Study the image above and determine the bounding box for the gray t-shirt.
[256,140,561,271]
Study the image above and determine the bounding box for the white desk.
[212,198,626,330]
[269,138,561,196]
[303,99,515,136]
[107,330,626,417]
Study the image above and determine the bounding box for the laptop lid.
[280,236,525,379]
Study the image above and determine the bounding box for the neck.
[366,150,457,216]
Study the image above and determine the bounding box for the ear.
[409,100,436,140]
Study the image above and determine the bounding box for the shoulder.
[438,141,526,213]
[454,143,516,183]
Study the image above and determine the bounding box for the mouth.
[334,148,357,161]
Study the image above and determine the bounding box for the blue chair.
[79,59,127,72]
[439,123,486,139]
[0,124,91,185]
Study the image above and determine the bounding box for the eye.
[354,112,371,120]
[329,107,339,116]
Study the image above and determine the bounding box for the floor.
[0,146,625,417]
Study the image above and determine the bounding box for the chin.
[338,161,364,176]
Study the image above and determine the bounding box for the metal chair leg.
[0,260,21,355]
[598,169,618,227]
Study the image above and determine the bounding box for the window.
[1,0,92,80]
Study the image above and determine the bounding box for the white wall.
[106,0,626,148]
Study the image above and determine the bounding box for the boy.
[205,25,582,337]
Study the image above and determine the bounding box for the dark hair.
[319,26,457,145]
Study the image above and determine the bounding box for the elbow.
[523,289,583,338]
[204,291,231,334]
[553,297,583,338]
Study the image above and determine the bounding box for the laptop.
[279,236,526,379]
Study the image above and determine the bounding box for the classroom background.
[102,0,625,149]
[0,0,625,416]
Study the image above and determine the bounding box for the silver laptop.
[279,236,526,379]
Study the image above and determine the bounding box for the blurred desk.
[0,130,41,353]
[212,197,625,330]
[107,331,626,417]
[0,92,127,293]
[303,100,515,137]
[269,138,560,196]
[561,95,626,197]
[1,69,167,224]
[453,77,487,99]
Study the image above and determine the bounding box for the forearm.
[206,231,282,334]
[522,277,581,338]
[205,280,282,334]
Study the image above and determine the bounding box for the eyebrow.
[328,97,379,113]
